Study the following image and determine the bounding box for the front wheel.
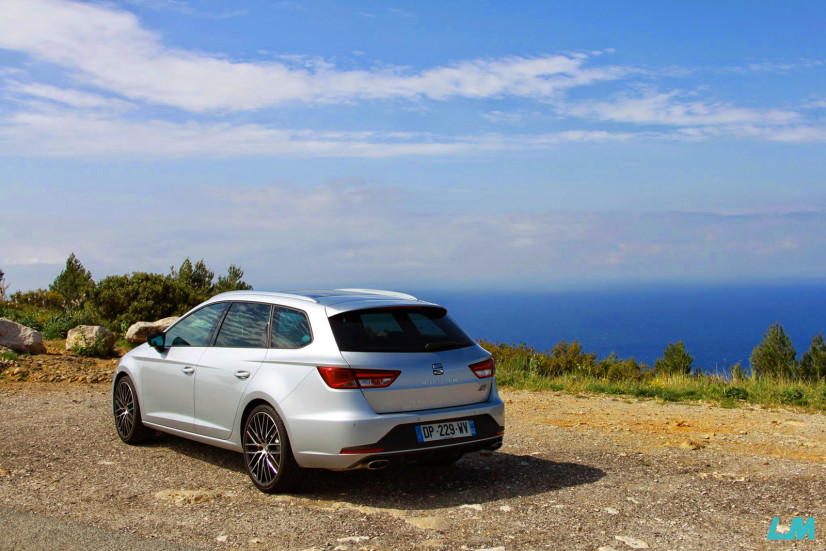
[242,404,305,493]
[113,375,152,444]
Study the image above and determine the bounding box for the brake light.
[469,358,495,378]
[317,367,401,389]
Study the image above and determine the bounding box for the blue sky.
[1,0,825,292]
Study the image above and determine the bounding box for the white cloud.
[0,107,637,158]
[0,0,627,112]
[564,89,800,127]
[5,81,136,111]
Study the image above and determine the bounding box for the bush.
[9,289,65,309]
[723,386,749,400]
[89,272,195,329]
[69,333,115,358]
[42,309,96,340]
[750,322,797,379]
[778,387,806,406]
[654,341,694,375]
[799,332,826,382]
[729,362,746,381]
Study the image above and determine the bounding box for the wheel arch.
[239,398,274,437]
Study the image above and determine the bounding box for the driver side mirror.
[147,333,166,351]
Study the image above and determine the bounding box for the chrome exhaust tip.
[487,441,502,451]
[366,459,389,470]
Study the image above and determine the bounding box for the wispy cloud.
[122,0,248,19]
[0,0,627,112]
[0,107,636,158]
[564,89,800,127]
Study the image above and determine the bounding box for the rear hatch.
[328,306,493,413]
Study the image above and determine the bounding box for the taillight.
[469,357,495,378]
[317,367,401,389]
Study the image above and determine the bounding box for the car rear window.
[329,307,474,352]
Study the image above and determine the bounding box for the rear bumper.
[284,391,505,469]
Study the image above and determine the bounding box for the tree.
[214,264,252,294]
[655,341,694,375]
[750,322,797,379]
[50,253,94,306]
[170,258,214,302]
[0,268,8,301]
[799,332,826,382]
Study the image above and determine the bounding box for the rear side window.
[271,307,312,349]
[215,302,272,348]
[329,307,474,352]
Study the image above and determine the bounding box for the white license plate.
[415,419,476,443]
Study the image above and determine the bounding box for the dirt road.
[0,383,824,550]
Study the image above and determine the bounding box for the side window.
[166,303,226,347]
[214,302,272,348]
[271,307,312,349]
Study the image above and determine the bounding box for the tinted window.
[215,302,272,348]
[271,307,312,349]
[329,307,474,352]
[166,303,226,347]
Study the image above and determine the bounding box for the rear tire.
[242,404,305,493]
[113,375,153,444]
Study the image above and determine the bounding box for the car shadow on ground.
[301,452,606,509]
[152,433,605,509]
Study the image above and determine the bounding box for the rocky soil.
[0,347,824,550]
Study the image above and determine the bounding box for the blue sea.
[422,284,826,375]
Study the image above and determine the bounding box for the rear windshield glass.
[329,307,474,352]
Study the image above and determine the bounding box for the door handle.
[235,370,251,379]
[181,366,196,375]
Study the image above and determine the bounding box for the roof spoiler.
[335,288,419,301]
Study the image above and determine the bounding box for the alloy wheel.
[114,379,135,438]
[244,411,282,486]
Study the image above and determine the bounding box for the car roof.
[208,288,439,311]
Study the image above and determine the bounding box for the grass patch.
[486,341,826,412]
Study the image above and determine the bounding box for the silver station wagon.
[112,289,505,492]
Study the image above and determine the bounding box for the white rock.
[459,504,483,511]
[66,325,116,352]
[125,316,179,343]
[615,535,650,549]
[499,505,513,512]
[336,536,369,543]
[606,507,619,515]
[0,318,47,354]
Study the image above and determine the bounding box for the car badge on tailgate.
[432,363,444,375]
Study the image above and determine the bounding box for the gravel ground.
[0,382,824,551]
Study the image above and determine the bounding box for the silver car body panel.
[113,289,505,470]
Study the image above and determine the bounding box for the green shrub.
[42,309,96,340]
[723,386,749,400]
[70,334,115,358]
[799,332,826,382]
[778,387,806,406]
[654,341,694,375]
[750,322,797,379]
[1,349,18,361]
